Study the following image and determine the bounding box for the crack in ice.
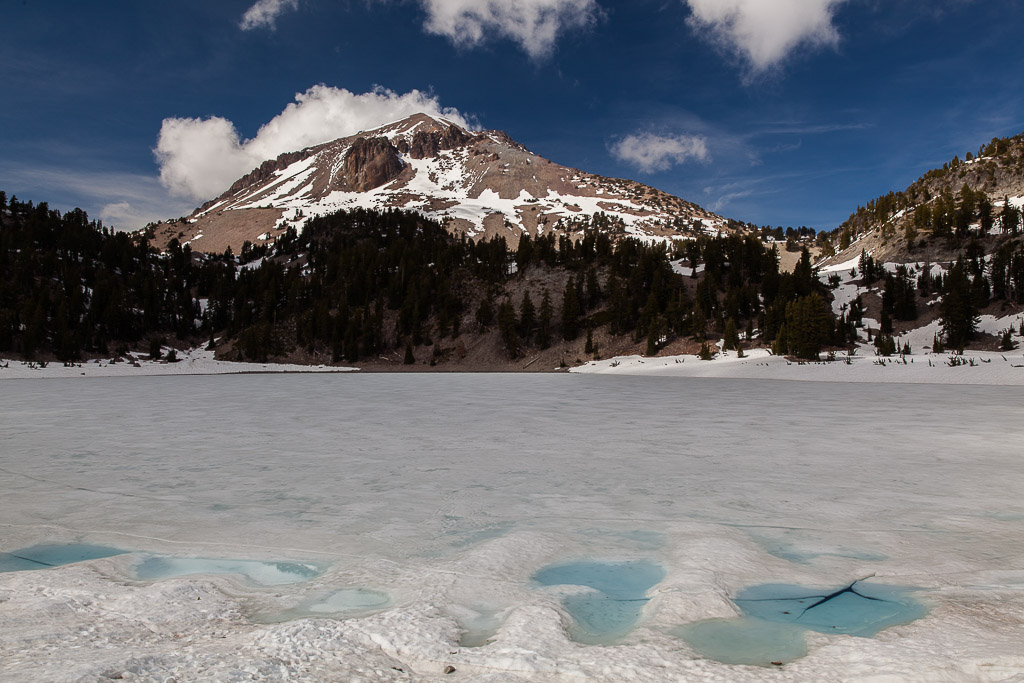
[733,575,894,621]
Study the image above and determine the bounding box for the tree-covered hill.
[1,190,843,367]
[811,131,1024,354]
[820,131,1024,265]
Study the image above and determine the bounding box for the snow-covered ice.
[574,344,1024,385]
[0,346,357,379]
[1,374,1023,681]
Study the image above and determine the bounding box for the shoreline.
[4,346,1024,385]
[572,346,1024,386]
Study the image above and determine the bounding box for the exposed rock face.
[407,126,472,159]
[341,137,404,192]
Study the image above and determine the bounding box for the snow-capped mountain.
[152,114,726,254]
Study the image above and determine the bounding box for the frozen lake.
[1,374,1023,681]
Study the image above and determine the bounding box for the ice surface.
[450,603,507,647]
[533,560,665,643]
[676,617,808,666]
[0,544,124,572]
[272,588,390,620]
[135,556,321,585]
[305,588,388,612]
[1,374,1024,680]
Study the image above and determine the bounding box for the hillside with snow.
[151,114,727,255]
[819,131,1024,268]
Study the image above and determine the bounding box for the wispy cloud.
[0,162,193,230]
[238,0,599,58]
[240,0,299,31]
[703,184,761,213]
[752,122,870,136]
[155,84,473,201]
[416,0,600,59]
[610,132,708,173]
[684,0,847,73]
[701,165,868,217]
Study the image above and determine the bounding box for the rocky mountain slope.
[820,131,1024,267]
[151,114,726,254]
[811,130,1024,357]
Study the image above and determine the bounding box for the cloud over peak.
[685,0,847,71]
[155,85,472,202]
[611,132,709,173]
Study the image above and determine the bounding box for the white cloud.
[416,0,600,58]
[240,0,299,31]
[154,85,473,202]
[610,132,709,173]
[238,0,597,56]
[685,0,846,71]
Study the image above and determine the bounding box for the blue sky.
[3,0,1023,232]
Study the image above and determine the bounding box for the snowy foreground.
[573,344,1024,386]
[2,374,1024,682]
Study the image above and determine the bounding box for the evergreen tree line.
[0,192,235,360]
[854,242,1024,352]
[0,191,846,363]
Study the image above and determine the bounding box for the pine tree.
[519,291,536,343]
[538,289,553,349]
[561,278,580,341]
[476,295,494,330]
[646,317,662,356]
[939,260,979,350]
[691,304,706,340]
[723,317,739,351]
[1001,196,1020,235]
[773,322,789,356]
[585,267,601,309]
[979,195,994,233]
[904,221,918,247]
[497,299,521,358]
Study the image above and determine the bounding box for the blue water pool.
[533,560,665,644]
[0,544,125,572]
[679,580,927,666]
[735,581,927,637]
[135,557,321,585]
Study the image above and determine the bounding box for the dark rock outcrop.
[341,137,404,192]
[409,126,473,159]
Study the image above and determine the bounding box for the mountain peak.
[153,116,726,255]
